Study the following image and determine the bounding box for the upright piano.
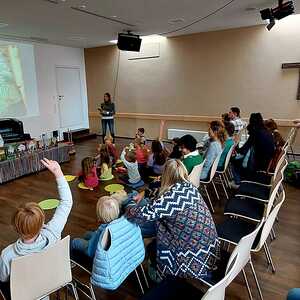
[0,118,31,143]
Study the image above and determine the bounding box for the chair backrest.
[225,220,264,282]
[201,255,239,300]
[10,236,72,300]
[254,189,286,252]
[271,149,287,180]
[265,164,286,217]
[207,152,222,182]
[188,160,205,188]
[222,144,235,172]
[289,127,298,146]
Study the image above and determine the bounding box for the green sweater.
[182,153,204,174]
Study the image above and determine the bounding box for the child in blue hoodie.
[0,158,73,297]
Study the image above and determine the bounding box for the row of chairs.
[212,144,289,299]
[186,128,294,300]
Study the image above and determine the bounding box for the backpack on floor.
[284,161,300,187]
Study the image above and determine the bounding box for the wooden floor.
[0,138,299,300]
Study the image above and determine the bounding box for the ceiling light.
[79,4,86,9]
[109,34,166,45]
[169,18,185,24]
[68,36,86,41]
[260,0,295,31]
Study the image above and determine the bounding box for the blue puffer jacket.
[91,216,145,290]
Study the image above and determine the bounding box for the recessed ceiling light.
[0,23,9,28]
[169,18,185,24]
[245,7,258,12]
[111,15,118,18]
[68,36,86,41]
[79,4,86,9]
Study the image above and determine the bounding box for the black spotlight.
[260,0,295,31]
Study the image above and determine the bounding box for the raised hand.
[41,158,63,178]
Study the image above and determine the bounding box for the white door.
[56,67,83,128]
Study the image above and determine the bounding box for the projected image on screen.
[0,45,27,117]
[0,41,39,119]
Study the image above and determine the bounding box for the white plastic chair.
[236,159,288,204]
[252,189,286,274]
[188,160,205,188]
[9,236,78,300]
[201,254,239,300]
[200,152,222,212]
[241,148,287,188]
[204,220,264,300]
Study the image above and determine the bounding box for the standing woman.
[98,92,115,142]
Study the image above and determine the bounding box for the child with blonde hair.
[71,196,120,258]
[104,135,118,165]
[0,159,73,294]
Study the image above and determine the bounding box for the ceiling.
[0,0,299,48]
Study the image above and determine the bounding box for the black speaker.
[117,33,142,52]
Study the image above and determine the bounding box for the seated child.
[168,137,182,159]
[97,144,113,180]
[178,135,203,174]
[0,159,73,295]
[79,157,99,188]
[120,147,143,186]
[104,135,118,165]
[135,128,146,145]
[71,196,119,258]
[134,138,149,178]
[147,140,167,176]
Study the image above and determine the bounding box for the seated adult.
[217,121,235,171]
[229,106,246,133]
[126,159,220,282]
[178,134,203,174]
[231,113,275,187]
[201,121,226,180]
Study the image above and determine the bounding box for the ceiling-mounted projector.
[117,32,142,52]
[260,0,295,30]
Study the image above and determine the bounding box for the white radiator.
[167,128,208,142]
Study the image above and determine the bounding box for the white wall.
[20,43,89,138]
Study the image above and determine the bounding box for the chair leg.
[68,282,79,300]
[265,243,276,273]
[140,264,149,288]
[135,269,145,294]
[211,180,220,200]
[89,283,97,300]
[219,174,229,199]
[271,227,277,240]
[204,185,215,213]
[263,244,272,267]
[249,260,264,300]
[242,268,253,300]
